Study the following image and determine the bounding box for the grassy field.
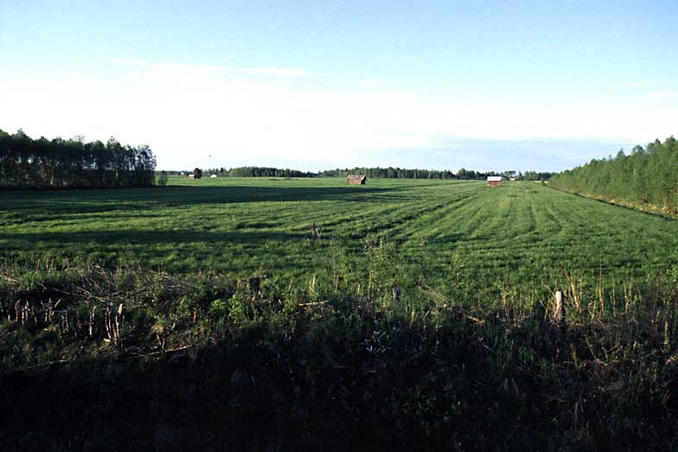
[2,176,677,290]
[3,177,678,450]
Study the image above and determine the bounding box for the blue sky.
[1,1,676,171]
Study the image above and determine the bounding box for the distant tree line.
[519,171,556,181]
[205,167,317,178]
[195,166,554,180]
[319,167,555,180]
[550,137,678,213]
[0,129,156,189]
[320,167,458,179]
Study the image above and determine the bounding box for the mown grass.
[2,177,677,289]
[2,178,678,450]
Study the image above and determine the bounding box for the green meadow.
[2,176,677,293]
[3,177,678,450]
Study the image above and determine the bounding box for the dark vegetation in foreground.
[0,129,156,189]
[2,257,678,451]
[550,136,678,214]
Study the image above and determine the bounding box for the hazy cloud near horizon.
[0,60,661,172]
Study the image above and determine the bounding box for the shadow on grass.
[0,185,409,215]
[1,230,306,246]
[0,229,326,274]
[2,313,675,452]
[0,318,564,451]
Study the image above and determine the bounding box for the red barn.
[347,175,367,185]
[487,176,502,187]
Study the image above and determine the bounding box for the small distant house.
[210,174,218,178]
[347,174,367,185]
[188,174,195,179]
[487,176,502,187]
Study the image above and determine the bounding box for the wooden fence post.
[311,221,318,240]
[554,290,565,325]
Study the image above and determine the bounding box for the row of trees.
[455,169,553,181]
[518,171,556,181]
[205,167,317,178]
[196,166,554,180]
[321,167,460,179]
[550,137,678,213]
[0,129,156,189]
[316,167,553,180]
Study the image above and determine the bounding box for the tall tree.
[0,129,156,189]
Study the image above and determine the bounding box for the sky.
[1,0,677,172]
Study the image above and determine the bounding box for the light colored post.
[554,290,565,324]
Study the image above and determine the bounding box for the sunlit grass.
[2,177,677,293]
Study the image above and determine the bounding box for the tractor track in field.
[451,193,500,246]
[345,200,453,241]
[391,188,483,244]
[349,185,482,241]
[273,185,481,243]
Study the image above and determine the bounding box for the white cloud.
[108,58,312,78]
[648,89,678,99]
[1,59,676,170]
[357,79,385,89]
